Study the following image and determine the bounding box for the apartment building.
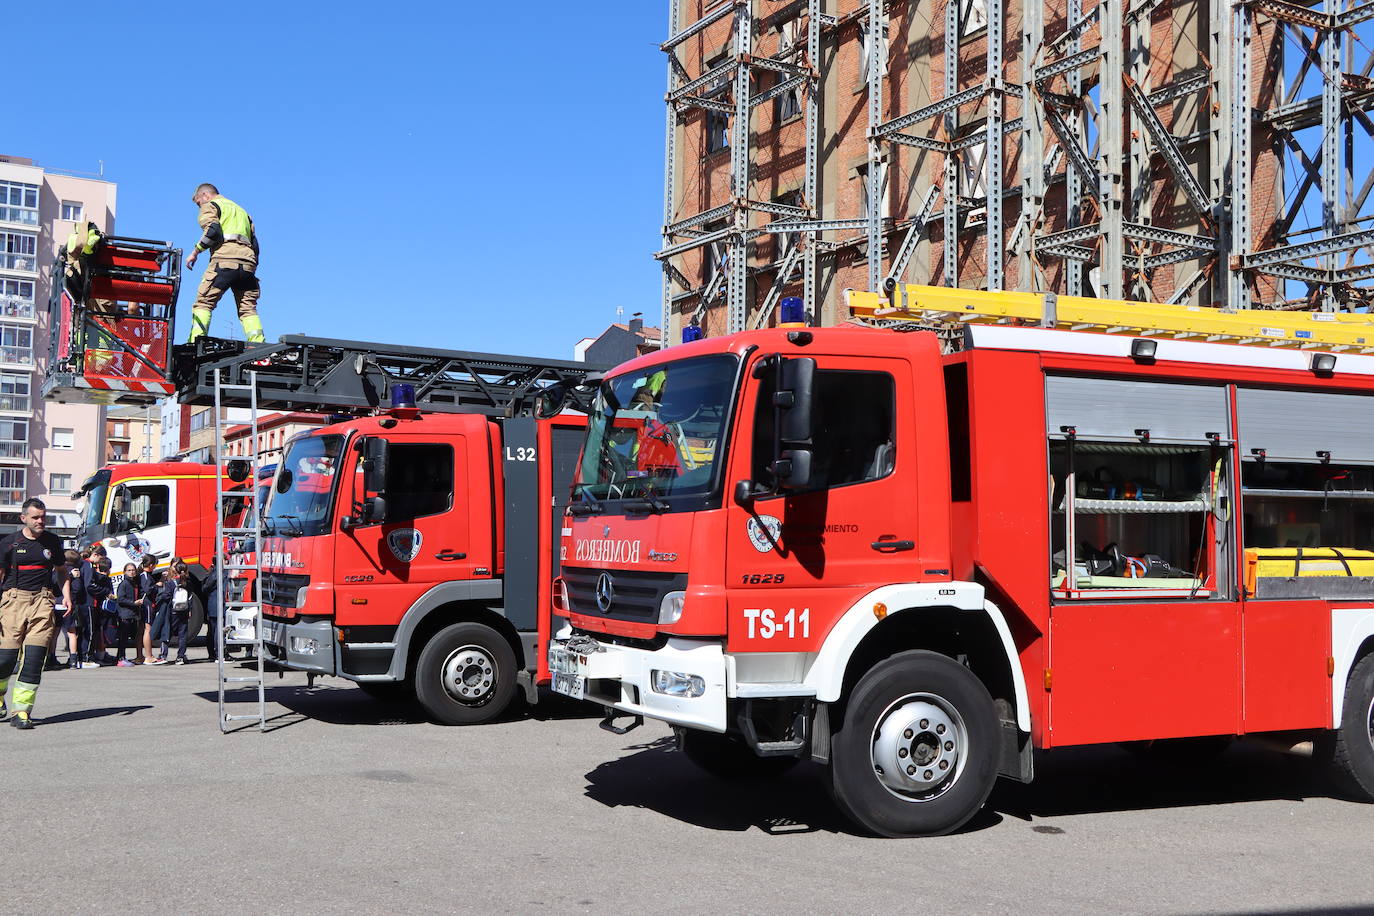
[0,155,110,524]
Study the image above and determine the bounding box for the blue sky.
[8,3,668,359]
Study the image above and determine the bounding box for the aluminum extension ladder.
[847,284,1374,352]
[213,369,267,732]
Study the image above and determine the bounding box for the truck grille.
[261,572,309,608]
[562,567,687,622]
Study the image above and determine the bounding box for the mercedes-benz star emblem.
[595,572,615,613]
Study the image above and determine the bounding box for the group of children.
[56,546,205,668]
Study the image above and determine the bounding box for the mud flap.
[999,718,1034,782]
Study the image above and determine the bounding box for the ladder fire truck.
[174,336,597,727]
[548,284,1374,837]
[46,239,600,729]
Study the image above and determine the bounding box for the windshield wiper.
[275,514,304,536]
[624,496,670,514]
[567,490,603,516]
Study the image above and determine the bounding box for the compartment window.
[1241,460,1374,599]
[1049,441,1230,600]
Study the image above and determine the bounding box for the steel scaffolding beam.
[660,0,1374,344]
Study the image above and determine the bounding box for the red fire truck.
[172,335,598,725]
[549,285,1374,836]
[75,461,247,638]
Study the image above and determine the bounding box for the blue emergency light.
[390,384,417,409]
[682,324,704,343]
[779,296,805,326]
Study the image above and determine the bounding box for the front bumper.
[549,626,727,732]
[261,617,337,676]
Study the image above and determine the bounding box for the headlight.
[553,577,570,614]
[651,669,704,698]
[658,590,685,625]
[289,636,321,655]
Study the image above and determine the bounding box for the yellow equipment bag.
[1244,547,1374,596]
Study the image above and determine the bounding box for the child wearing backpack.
[161,562,193,665]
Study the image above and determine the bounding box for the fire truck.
[73,460,248,638]
[548,284,1374,837]
[174,335,597,724]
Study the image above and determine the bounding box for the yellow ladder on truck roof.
[845,285,1374,353]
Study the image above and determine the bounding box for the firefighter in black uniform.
[0,498,69,729]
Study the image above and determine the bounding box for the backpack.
[173,586,190,612]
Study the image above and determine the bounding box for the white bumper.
[549,626,728,732]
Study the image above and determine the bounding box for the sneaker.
[10,712,33,729]
[0,703,6,720]
[99,654,117,665]
[117,659,134,668]
[175,658,187,666]
[80,661,101,669]
[147,657,165,666]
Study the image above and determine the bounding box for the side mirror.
[777,357,815,444]
[774,357,815,491]
[363,495,387,525]
[362,437,388,494]
[772,448,813,490]
[534,383,568,420]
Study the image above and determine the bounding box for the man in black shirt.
[0,498,69,728]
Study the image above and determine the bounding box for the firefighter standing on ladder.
[185,183,265,343]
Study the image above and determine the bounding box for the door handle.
[870,537,915,553]
[434,551,467,561]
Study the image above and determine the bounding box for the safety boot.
[11,711,33,729]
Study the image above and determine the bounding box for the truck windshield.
[264,435,344,537]
[77,468,112,543]
[572,354,738,510]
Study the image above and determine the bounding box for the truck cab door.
[333,436,471,624]
[723,354,920,654]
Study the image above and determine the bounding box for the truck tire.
[414,622,518,726]
[1330,652,1374,801]
[829,650,999,837]
[357,681,414,704]
[680,730,800,779]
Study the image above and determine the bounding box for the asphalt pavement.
[4,659,1372,915]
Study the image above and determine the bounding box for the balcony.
[0,207,38,228]
[0,297,33,321]
[0,441,28,462]
[0,394,31,414]
[0,255,37,274]
[0,347,32,368]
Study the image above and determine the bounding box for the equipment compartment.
[1049,441,1229,599]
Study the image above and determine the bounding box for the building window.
[858,20,889,88]
[52,427,74,450]
[111,422,127,438]
[0,467,24,506]
[60,201,84,222]
[190,409,211,432]
[0,232,37,272]
[0,420,28,459]
[0,279,34,320]
[854,163,890,223]
[0,182,39,227]
[960,0,989,37]
[701,220,727,289]
[108,442,130,462]
[772,71,803,123]
[704,54,731,155]
[0,372,30,413]
[0,324,32,365]
[49,473,72,494]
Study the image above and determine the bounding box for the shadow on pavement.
[583,734,1338,837]
[988,742,1336,824]
[582,736,859,836]
[194,683,604,729]
[38,705,153,724]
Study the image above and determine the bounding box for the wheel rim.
[440,645,497,705]
[1366,693,1374,749]
[870,692,968,802]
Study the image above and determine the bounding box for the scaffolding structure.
[657,0,1374,344]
